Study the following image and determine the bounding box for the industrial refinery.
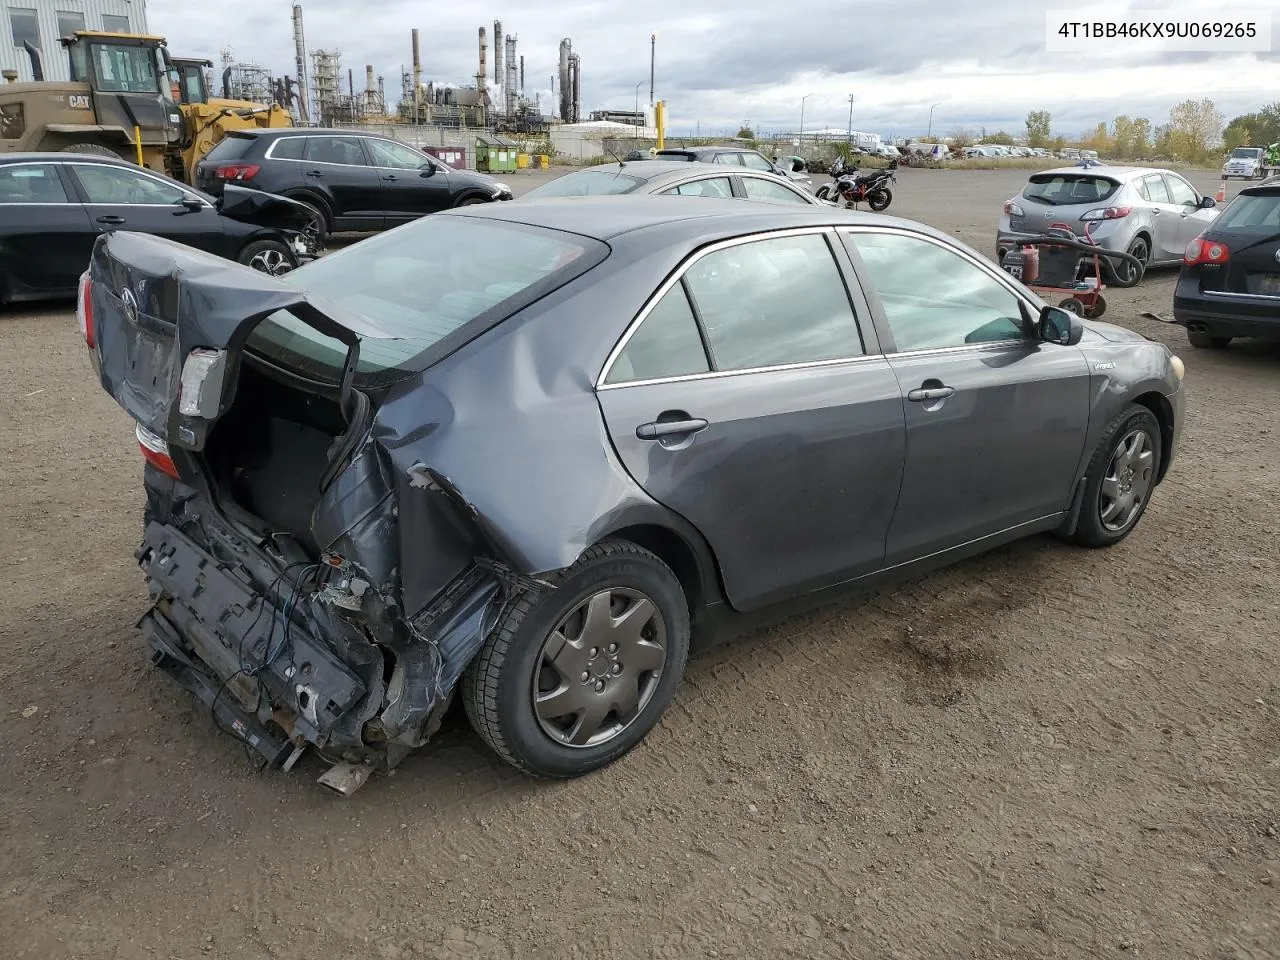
[205,5,595,135]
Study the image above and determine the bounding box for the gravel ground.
[1,166,1277,960]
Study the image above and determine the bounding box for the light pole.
[927,102,940,140]
[649,33,656,106]
[799,92,813,144]
[846,94,857,145]
[634,80,644,127]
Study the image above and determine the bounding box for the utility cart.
[999,222,1144,319]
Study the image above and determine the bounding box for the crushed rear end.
[80,231,519,793]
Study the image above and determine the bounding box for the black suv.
[652,146,812,190]
[193,129,514,239]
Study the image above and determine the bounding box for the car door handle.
[636,417,709,440]
[381,175,399,182]
[907,386,955,402]
[96,215,126,225]
[305,170,324,178]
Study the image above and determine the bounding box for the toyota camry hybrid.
[79,197,1185,794]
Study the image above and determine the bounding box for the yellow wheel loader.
[0,32,293,184]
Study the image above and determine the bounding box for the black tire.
[1083,294,1107,319]
[1058,297,1085,315]
[284,195,329,244]
[59,142,124,160]
[815,184,831,202]
[867,187,892,212]
[454,194,491,206]
[1108,236,1148,288]
[238,239,296,276]
[1072,405,1163,548]
[462,540,690,779]
[1187,327,1231,349]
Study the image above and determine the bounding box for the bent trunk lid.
[85,230,391,450]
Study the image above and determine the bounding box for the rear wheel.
[284,196,328,244]
[867,187,892,211]
[1108,237,1148,288]
[1083,294,1107,319]
[1058,297,1085,315]
[1187,327,1231,349]
[462,540,690,778]
[238,239,296,276]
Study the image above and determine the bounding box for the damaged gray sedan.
[80,197,1185,793]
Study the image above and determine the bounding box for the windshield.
[1229,148,1263,159]
[522,169,644,198]
[90,42,168,96]
[1215,192,1280,233]
[1022,174,1119,206]
[245,216,605,383]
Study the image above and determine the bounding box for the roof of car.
[221,127,383,139]
[1031,165,1166,180]
[442,194,928,243]
[571,160,769,179]
[0,152,141,165]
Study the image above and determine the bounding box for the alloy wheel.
[248,248,293,276]
[531,588,667,748]
[1100,428,1155,532]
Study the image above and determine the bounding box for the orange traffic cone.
[1216,180,1227,203]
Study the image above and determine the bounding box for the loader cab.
[170,58,212,106]
[61,31,183,146]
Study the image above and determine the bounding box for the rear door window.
[1140,175,1171,204]
[682,233,864,371]
[741,176,810,204]
[713,153,745,166]
[740,152,774,172]
[662,177,733,198]
[0,163,69,203]
[1022,175,1119,205]
[304,136,370,166]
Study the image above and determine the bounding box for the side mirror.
[1039,305,1084,346]
[1199,195,1215,208]
[419,162,437,177]
[179,197,204,212]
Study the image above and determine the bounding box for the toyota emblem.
[121,288,139,325]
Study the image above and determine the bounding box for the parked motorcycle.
[815,157,898,211]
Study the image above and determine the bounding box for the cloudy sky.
[152,0,1279,138]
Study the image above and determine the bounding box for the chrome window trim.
[0,160,73,204]
[65,161,213,208]
[261,135,310,161]
[596,225,871,389]
[1202,289,1280,302]
[836,224,1044,355]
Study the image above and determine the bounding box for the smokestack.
[505,35,517,118]
[558,38,571,123]
[570,53,580,124]
[292,3,308,121]
[348,68,354,98]
[378,75,385,108]
[477,26,487,98]
[493,20,503,86]
[365,64,374,93]
[411,28,422,119]
[519,55,524,95]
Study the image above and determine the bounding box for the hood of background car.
[216,184,314,231]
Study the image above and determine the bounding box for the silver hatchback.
[997,166,1219,286]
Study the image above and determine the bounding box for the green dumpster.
[476,134,519,173]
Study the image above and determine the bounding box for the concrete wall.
[2,0,147,82]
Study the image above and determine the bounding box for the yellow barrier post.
[655,101,665,150]
[133,125,144,167]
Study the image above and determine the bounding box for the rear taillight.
[1003,200,1024,216]
[76,272,95,348]
[1080,205,1132,221]
[136,423,179,479]
[1184,236,1230,265]
[214,163,260,182]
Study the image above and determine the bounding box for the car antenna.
[605,144,627,180]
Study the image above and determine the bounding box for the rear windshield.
[203,135,255,164]
[523,169,644,198]
[1022,174,1119,205]
[245,216,605,383]
[1215,192,1280,233]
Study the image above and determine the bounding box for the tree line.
[942,101,1279,164]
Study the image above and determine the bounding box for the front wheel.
[1072,405,1163,548]
[867,187,893,211]
[238,239,296,276]
[814,184,831,202]
[462,540,690,778]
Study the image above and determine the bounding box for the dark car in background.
[0,153,316,304]
[520,160,819,205]
[192,129,514,240]
[648,145,813,190]
[79,197,1183,793]
[1174,177,1280,348]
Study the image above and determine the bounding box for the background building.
[3,0,148,82]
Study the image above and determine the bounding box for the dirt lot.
[2,166,1277,960]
